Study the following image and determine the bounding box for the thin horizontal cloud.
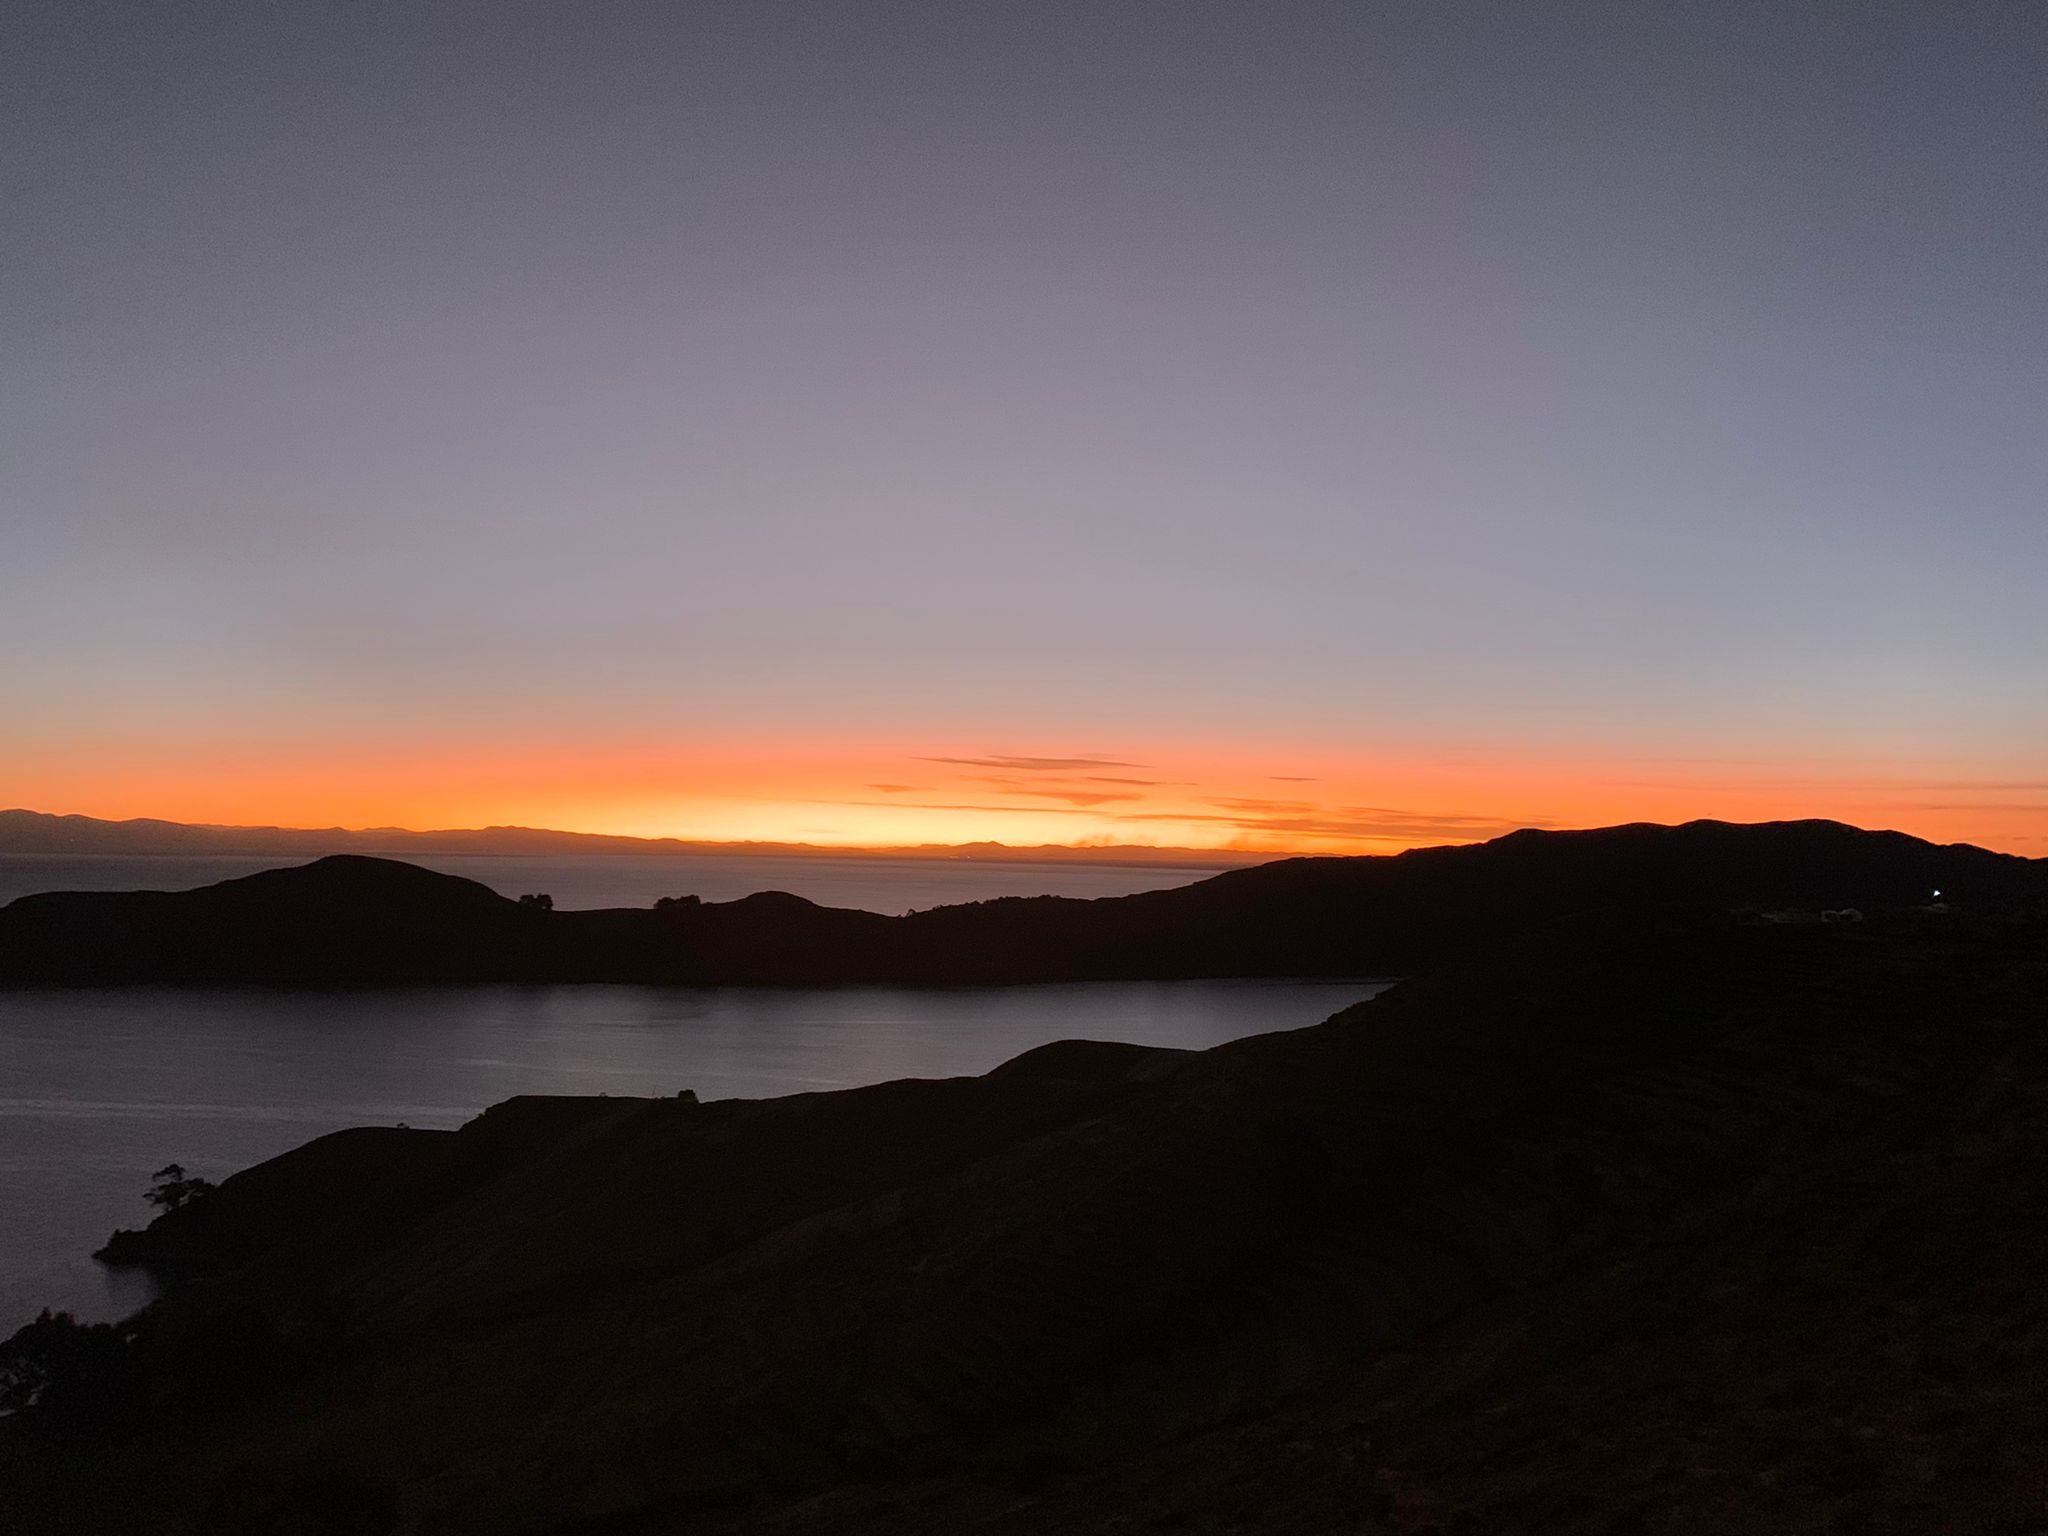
[959,774,1146,807]
[1886,781,2048,793]
[919,755,1143,772]
[865,783,931,794]
[1111,802,1545,844]
[809,791,1546,847]
[1880,801,2048,814]
[822,799,1090,816]
[1603,775,2048,795]
[1007,791,1135,808]
[1267,775,1319,782]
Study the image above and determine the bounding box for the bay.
[0,977,1388,1332]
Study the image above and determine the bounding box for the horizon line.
[0,807,1286,868]
[3,808,2027,869]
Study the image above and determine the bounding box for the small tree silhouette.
[518,892,554,910]
[144,1163,215,1214]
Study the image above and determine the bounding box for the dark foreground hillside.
[3,818,2041,985]
[5,914,2046,1533]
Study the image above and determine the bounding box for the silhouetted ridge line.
[2,819,2039,986]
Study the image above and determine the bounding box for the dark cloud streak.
[920,755,1143,772]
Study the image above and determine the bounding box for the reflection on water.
[0,978,1387,1330]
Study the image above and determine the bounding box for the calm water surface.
[0,979,1387,1332]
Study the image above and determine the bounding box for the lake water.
[0,851,1238,915]
[0,978,1388,1334]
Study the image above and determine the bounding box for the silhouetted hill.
[1,820,2040,985]
[0,855,548,984]
[6,916,2045,1532]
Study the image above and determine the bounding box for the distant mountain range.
[3,817,2040,987]
[0,808,1257,868]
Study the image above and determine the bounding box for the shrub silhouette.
[145,1163,215,1213]
[518,892,554,910]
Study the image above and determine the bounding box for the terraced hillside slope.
[5,913,2045,1533]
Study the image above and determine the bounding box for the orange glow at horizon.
[9,731,2045,857]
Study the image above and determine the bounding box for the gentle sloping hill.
[0,855,547,984]
[887,816,2044,979]
[1,819,2041,985]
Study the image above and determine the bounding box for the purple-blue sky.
[5,2,2045,851]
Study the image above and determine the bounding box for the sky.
[4,1,2044,854]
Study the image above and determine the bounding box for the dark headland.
[4,820,2047,1534]
[2,816,2040,987]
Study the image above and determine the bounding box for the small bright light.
[1932,889,1942,899]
